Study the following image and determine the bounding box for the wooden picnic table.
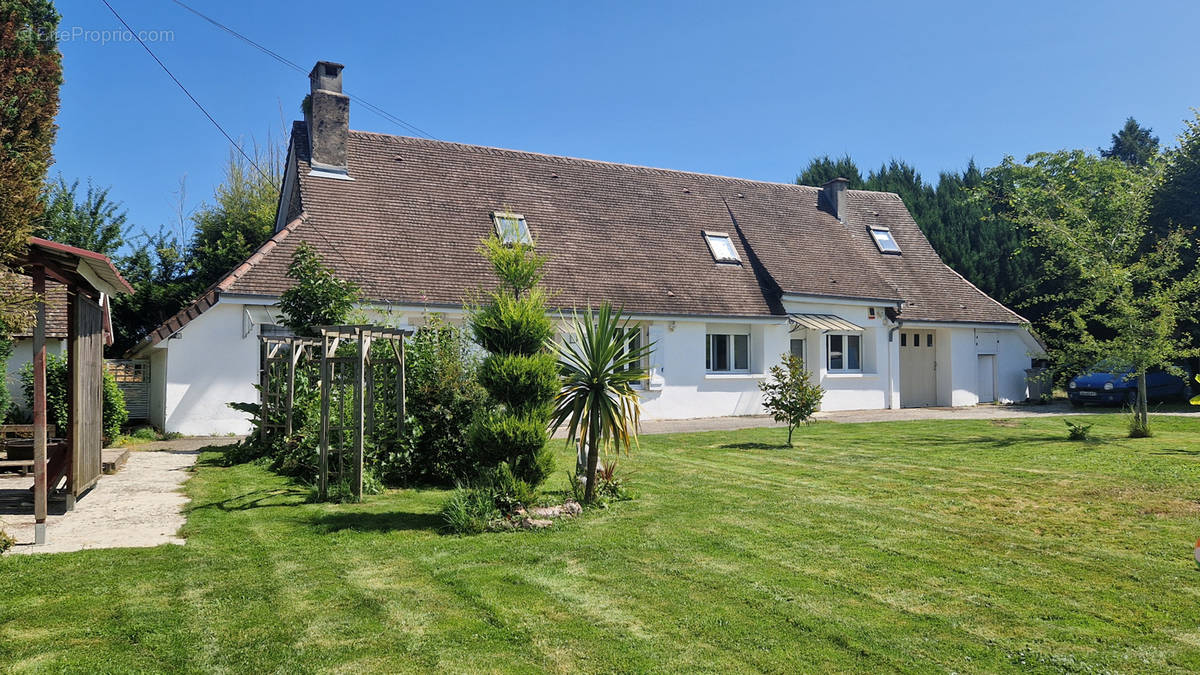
[0,437,67,477]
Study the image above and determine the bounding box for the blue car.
[1067,366,1189,406]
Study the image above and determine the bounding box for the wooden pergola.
[259,325,411,501]
[8,238,133,545]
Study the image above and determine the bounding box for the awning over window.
[788,313,862,332]
[243,305,281,338]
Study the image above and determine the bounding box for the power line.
[99,0,279,190]
[170,0,439,140]
[102,1,383,300]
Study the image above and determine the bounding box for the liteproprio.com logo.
[20,25,175,45]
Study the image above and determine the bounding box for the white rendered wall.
[988,329,1032,403]
[946,327,980,406]
[6,338,67,416]
[148,298,1036,433]
[161,303,258,435]
[149,348,167,431]
[781,301,892,412]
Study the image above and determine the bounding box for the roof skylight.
[868,226,901,254]
[492,212,532,245]
[704,231,741,263]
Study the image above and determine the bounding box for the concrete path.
[636,402,1200,435]
[1,437,237,555]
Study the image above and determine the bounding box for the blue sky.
[53,1,1200,246]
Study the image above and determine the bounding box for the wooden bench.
[0,425,58,476]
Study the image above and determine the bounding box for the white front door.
[899,330,937,407]
[977,354,996,403]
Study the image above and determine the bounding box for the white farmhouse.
[130,62,1041,435]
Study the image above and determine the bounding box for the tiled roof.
[133,123,1023,353]
[0,273,68,338]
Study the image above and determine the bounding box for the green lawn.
[4,416,1200,673]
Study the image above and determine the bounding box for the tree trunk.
[1137,371,1149,430]
[787,424,794,447]
[575,437,587,477]
[584,409,600,503]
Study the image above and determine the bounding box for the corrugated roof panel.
[788,313,862,332]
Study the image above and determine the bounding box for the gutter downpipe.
[886,317,902,410]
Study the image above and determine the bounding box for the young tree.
[1100,117,1159,167]
[277,242,359,336]
[190,146,281,291]
[552,302,652,503]
[34,175,127,256]
[986,150,1199,435]
[758,354,824,446]
[468,236,558,487]
[0,1,62,326]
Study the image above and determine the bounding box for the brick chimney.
[821,177,849,222]
[305,61,349,174]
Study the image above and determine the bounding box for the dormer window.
[703,231,741,263]
[492,211,531,245]
[868,226,901,254]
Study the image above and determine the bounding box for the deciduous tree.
[277,242,359,336]
[758,354,823,446]
[986,150,1198,435]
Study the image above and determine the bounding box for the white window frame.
[706,332,750,373]
[492,211,532,245]
[618,323,649,386]
[868,226,901,254]
[703,231,741,264]
[825,331,862,373]
[789,337,806,365]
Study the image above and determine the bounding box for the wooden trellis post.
[262,326,412,502]
[353,329,366,498]
[318,334,330,500]
[285,337,298,436]
[259,339,270,444]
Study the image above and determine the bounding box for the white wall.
[986,328,1032,403]
[782,300,893,412]
[5,338,67,416]
[929,325,1031,407]
[161,303,258,435]
[147,298,1037,433]
[149,348,167,431]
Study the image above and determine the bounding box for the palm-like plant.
[552,303,653,503]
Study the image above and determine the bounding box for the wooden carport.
[9,238,132,545]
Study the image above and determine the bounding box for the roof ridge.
[348,128,839,193]
[846,190,903,201]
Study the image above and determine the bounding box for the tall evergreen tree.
[863,159,939,239]
[1149,110,1200,238]
[796,155,864,188]
[0,0,61,327]
[1100,117,1159,166]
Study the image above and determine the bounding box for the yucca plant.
[552,303,653,503]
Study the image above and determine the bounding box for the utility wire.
[170,0,439,140]
[102,0,385,300]
[99,0,279,190]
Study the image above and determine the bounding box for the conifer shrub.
[466,235,557,487]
